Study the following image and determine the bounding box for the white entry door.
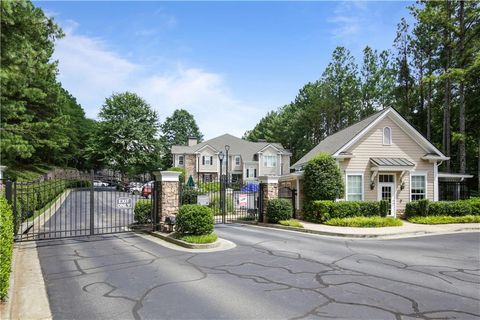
[378,175,396,216]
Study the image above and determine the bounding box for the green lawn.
[278,219,304,228]
[177,233,218,244]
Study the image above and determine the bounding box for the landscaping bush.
[405,199,430,218]
[304,200,385,223]
[266,198,292,223]
[379,200,389,217]
[0,197,14,300]
[465,198,480,215]
[428,201,472,217]
[325,216,403,228]
[408,215,480,224]
[198,181,221,192]
[303,200,333,223]
[134,199,151,224]
[176,204,214,235]
[303,153,344,202]
[181,187,201,205]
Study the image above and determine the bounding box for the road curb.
[235,220,480,239]
[147,231,221,249]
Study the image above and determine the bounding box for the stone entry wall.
[259,176,279,223]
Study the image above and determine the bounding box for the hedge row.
[405,198,480,218]
[304,200,389,223]
[0,197,14,300]
[134,199,151,224]
[266,198,293,223]
[15,179,89,221]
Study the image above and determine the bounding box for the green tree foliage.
[89,92,161,176]
[160,109,203,168]
[303,153,344,202]
[246,1,480,191]
[0,0,94,169]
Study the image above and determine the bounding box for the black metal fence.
[439,181,470,201]
[180,177,259,224]
[5,170,154,241]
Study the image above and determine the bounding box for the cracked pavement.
[37,224,480,319]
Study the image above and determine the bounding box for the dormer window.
[383,127,392,145]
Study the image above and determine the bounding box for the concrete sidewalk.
[239,220,480,238]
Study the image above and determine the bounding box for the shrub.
[303,153,344,202]
[428,201,472,217]
[266,198,292,223]
[168,167,186,183]
[181,187,201,205]
[0,197,14,300]
[465,198,480,215]
[304,200,385,223]
[304,200,332,223]
[325,216,403,228]
[408,215,480,224]
[278,219,304,228]
[379,200,389,217]
[198,182,221,192]
[134,199,151,224]
[176,204,214,235]
[179,233,218,244]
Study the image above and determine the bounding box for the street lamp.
[218,151,225,222]
[225,145,230,187]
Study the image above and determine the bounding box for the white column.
[433,161,439,201]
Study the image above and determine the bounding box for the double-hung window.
[411,174,426,201]
[235,156,241,166]
[178,155,184,166]
[346,174,363,201]
[263,155,277,167]
[202,156,212,166]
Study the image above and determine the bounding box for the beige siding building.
[285,107,449,217]
[172,134,291,183]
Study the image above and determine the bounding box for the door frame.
[377,174,396,217]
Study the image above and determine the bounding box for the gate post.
[153,171,181,225]
[89,169,94,235]
[258,176,279,223]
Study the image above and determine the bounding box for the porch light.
[218,151,224,161]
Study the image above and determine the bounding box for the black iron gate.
[180,177,259,224]
[6,170,154,241]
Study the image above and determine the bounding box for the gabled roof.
[171,133,290,162]
[292,107,448,169]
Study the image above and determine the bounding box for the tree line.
[245,1,480,189]
[1,0,203,178]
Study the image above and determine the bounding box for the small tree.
[303,153,344,202]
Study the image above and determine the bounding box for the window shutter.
[246,169,249,178]
[202,156,205,165]
[254,169,257,178]
[210,156,213,165]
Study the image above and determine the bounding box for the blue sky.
[35,1,413,139]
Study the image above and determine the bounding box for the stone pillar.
[259,176,279,223]
[153,171,181,223]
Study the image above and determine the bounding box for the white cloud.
[53,22,264,139]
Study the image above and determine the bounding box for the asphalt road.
[31,187,144,239]
[37,225,480,320]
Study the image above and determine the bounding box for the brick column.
[153,171,181,223]
[259,176,279,223]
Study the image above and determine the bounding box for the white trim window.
[246,167,257,178]
[263,155,277,167]
[178,155,184,166]
[235,156,241,166]
[411,174,426,201]
[383,127,392,145]
[202,156,212,166]
[346,174,363,201]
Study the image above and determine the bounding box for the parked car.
[128,182,143,195]
[93,180,108,187]
[141,181,154,198]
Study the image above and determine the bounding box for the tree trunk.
[458,0,466,173]
[442,0,452,172]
